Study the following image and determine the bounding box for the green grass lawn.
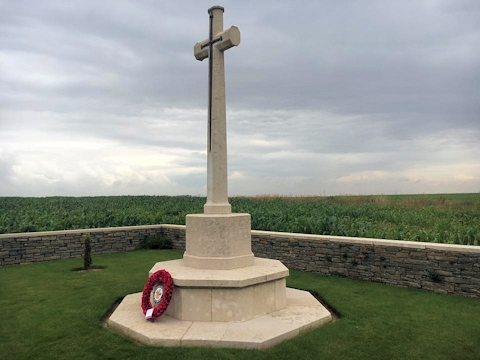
[1,250,479,360]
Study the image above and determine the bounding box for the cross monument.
[106,6,332,348]
[184,6,252,270]
[194,5,240,215]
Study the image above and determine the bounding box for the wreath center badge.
[153,284,164,304]
[141,269,174,321]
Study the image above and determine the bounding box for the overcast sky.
[1,0,479,197]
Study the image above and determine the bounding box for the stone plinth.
[107,287,332,349]
[150,258,288,322]
[107,256,333,348]
[183,213,254,270]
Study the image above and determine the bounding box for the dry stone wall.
[1,224,479,298]
[250,230,480,298]
[0,225,165,266]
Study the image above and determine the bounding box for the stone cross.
[194,6,240,215]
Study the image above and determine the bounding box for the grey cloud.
[1,0,479,196]
[0,153,15,184]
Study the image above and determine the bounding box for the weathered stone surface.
[107,289,331,349]
[183,213,254,270]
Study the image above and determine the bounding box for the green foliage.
[83,233,92,270]
[136,236,173,250]
[0,194,479,245]
[0,196,202,234]
[232,194,480,245]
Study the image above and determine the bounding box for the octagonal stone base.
[149,258,288,322]
[107,288,332,349]
[106,257,332,349]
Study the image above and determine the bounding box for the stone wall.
[0,225,165,266]
[159,225,186,251]
[250,230,480,299]
[1,224,479,298]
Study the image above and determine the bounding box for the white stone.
[149,258,288,288]
[183,213,254,270]
[172,288,212,322]
[194,26,240,61]
[147,258,287,322]
[253,281,276,317]
[106,288,332,349]
[193,6,238,215]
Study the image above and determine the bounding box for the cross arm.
[194,26,241,61]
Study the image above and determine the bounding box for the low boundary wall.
[0,225,166,266]
[250,230,480,298]
[1,224,479,298]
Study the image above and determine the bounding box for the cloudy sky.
[1,0,479,197]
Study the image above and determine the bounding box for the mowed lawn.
[0,250,479,360]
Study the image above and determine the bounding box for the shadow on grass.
[309,289,342,320]
[100,296,125,323]
[72,265,107,272]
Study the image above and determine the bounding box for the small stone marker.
[194,5,240,215]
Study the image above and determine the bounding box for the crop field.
[0,193,479,245]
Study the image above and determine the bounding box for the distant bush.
[136,236,173,250]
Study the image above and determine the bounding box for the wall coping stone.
[0,225,165,239]
[2,224,479,254]
[249,229,480,253]
[152,225,480,253]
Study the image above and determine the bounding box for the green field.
[1,193,479,245]
[1,250,479,360]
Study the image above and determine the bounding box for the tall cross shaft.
[194,6,240,215]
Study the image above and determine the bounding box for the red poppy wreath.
[141,269,174,321]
